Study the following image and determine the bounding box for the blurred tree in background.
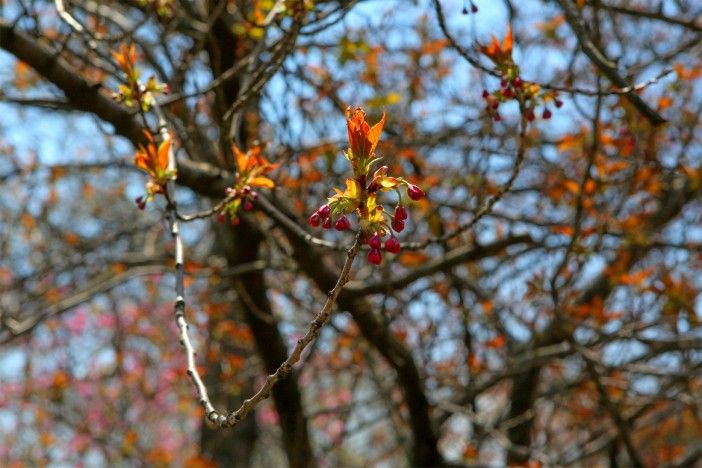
[2,0,702,466]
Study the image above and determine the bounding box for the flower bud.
[322,217,332,229]
[392,219,405,233]
[385,237,401,254]
[317,204,331,219]
[369,233,382,249]
[243,200,254,211]
[395,205,408,221]
[407,184,425,201]
[367,249,382,265]
[335,216,351,231]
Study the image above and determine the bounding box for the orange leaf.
[157,134,171,171]
[563,180,580,194]
[485,335,506,349]
[397,251,429,267]
[367,112,386,156]
[502,24,513,56]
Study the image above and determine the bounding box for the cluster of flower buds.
[217,185,260,225]
[477,25,563,124]
[111,43,169,112]
[462,1,478,14]
[216,144,277,225]
[308,204,352,231]
[307,107,427,265]
[482,75,563,123]
[366,231,401,265]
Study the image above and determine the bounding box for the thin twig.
[403,110,529,250]
[54,0,99,50]
[432,0,673,98]
[153,95,362,426]
[217,232,362,427]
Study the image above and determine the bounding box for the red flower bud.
[241,186,251,195]
[335,216,351,231]
[243,200,254,211]
[526,111,535,122]
[471,3,478,12]
[543,108,552,120]
[309,212,321,227]
[482,89,489,99]
[322,217,332,229]
[513,77,523,88]
[369,233,382,249]
[392,219,405,233]
[385,237,401,254]
[555,99,563,108]
[395,205,408,221]
[217,212,226,224]
[407,184,425,201]
[367,249,382,265]
[317,204,331,219]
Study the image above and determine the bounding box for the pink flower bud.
[385,237,401,254]
[395,205,408,221]
[317,204,331,219]
[367,249,382,265]
[309,212,321,227]
[335,216,351,231]
[322,217,332,229]
[392,219,405,233]
[407,184,425,201]
[369,233,382,249]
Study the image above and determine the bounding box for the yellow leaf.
[249,176,275,188]
[379,176,400,190]
[343,178,360,198]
